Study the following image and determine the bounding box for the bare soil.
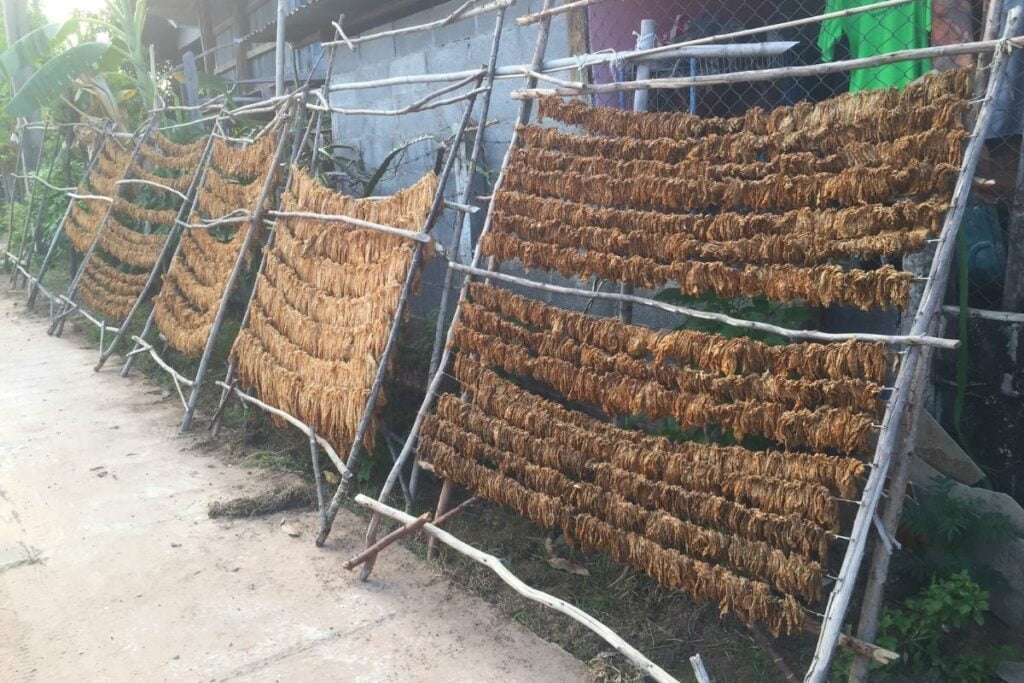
[0,291,591,682]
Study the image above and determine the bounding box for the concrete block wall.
[328,0,678,336]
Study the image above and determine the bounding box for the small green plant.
[876,571,1020,682]
[896,478,1016,594]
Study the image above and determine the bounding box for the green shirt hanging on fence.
[818,0,932,92]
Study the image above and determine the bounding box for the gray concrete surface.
[0,293,590,683]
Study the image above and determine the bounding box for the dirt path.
[0,294,591,682]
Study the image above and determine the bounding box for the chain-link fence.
[567,0,1024,497]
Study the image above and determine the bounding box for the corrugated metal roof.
[149,0,199,23]
[244,0,443,44]
[246,0,342,43]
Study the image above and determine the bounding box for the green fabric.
[818,0,932,92]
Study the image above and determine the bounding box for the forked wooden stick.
[355,494,679,683]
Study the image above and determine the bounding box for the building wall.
[324,0,670,332]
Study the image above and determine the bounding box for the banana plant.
[2,0,153,128]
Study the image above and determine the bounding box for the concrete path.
[0,294,590,682]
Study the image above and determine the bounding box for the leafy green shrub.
[877,571,1020,682]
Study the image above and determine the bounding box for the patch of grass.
[243,448,307,474]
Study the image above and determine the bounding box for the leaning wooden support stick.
[27,130,110,310]
[357,0,556,576]
[208,107,322,433]
[355,494,680,683]
[94,120,221,372]
[805,12,1021,681]
[314,78,486,547]
[48,117,157,337]
[178,107,294,433]
[846,341,934,682]
[119,120,232,379]
[415,8,508,502]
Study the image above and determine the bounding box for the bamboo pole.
[356,0,557,575]
[28,130,109,310]
[275,0,287,96]
[179,109,293,433]
[355,494,679,683]
[416,8,508,502]
[512,38,1020,98]
[315,78,487,547]
[449,263,958,349]
[617,19,655,327]
[323,0,515,48]
[94,121,220,372]
[805,12,1021,681]
[48,117,157,338]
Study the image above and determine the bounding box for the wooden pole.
[805,12,1021,681]
[323,42,794,94]
[1003,51,1024,311]
[308,428,329,531]
[275,0,287,96]
[48,117,157,338]
[449,263,958,349]
[119,119,232,379]
[208,109,319,434]
[689,655,711,683]
[415,8,508,502]
[511,38,1018,98]
[309,17,343,177]
[94,121,220,372]
[355,0,557,575]
[322,0,515,48]
[518,0,910,30]
[426,478,456,560]
[27,131,109,310]
[179,109,293,432]
[315,78,486,547]
[355,494,679,683]
[847,345,933,682]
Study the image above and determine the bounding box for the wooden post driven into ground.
[354,0,558,574]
